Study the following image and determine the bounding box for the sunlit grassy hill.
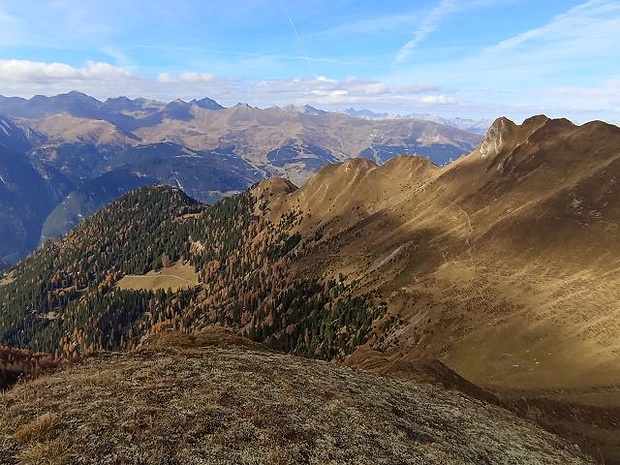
[0,331,593,465]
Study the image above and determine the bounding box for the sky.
[0,0,619,124]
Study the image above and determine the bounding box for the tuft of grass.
[14,437,70,465]
[12,413,61,444]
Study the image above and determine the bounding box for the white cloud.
[0,60,131,82]
[0,60,146,101]
[311,89,348,97]
[0,58,617,125]
[254,76,436,97]
[490,0,620,54]
[383,0,620,123]
[157,72,216,84]
[0,59,459,114]
[101,46,135,68]
[0,59,238,104]
[246,77,457,112]
[420,95,458,105]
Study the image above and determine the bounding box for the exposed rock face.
[479,116,516,160]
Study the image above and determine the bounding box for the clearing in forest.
[116,262,199,291]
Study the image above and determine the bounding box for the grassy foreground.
[0,330,593,465]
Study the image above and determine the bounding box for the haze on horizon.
[0,0,618,124]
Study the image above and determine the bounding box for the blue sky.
[0,0,619,124]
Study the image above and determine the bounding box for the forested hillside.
[0,184,384,360]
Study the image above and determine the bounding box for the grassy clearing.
[117,262,198,291]
[0,333,594,465]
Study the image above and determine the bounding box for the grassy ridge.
[0,336,593,465]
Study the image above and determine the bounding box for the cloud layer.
[0,59,459,113]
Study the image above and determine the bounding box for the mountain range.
[0,113,618,462]
[0,91,481,266]
[342,107,492,133]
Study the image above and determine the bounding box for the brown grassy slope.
[133,105,481,163]
[258,115,620,463]
[435,117,620,389]
[0,333,593,465]
[116,261,199,291]
[24,113,138,146]
[260,114,620,389]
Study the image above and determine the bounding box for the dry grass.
[0,270,15,286]
[116,262,199,291]
[0,339,593,465]
[139,326,267,351]
[12,413,61,444]
[259,120,620,463]
[13,437,71,465]
[4,412,70,465]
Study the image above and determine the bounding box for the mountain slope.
[0,92,482,261]
[262,115,620,391]
[265,114,620,463]
[2,114,618,381]
[39,170,158,243]
[0,92,481,177]
[0,333,592,465]
[1,114,618,461]
[132,102,480,184]
[0,115,42,153]
[0,146,75,263]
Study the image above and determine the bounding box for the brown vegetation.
[258,115,620,463]
[117,261,199,291]
[1,114,619,462]
[0,339,593,465]
[0,346,58,390]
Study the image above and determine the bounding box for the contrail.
[394,0,459,65]
[281,2,316,77]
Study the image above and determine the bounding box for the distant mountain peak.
[342,107,492,133]
[281,104,327,115]
[59,90,97,100]
[342,107,389,119]
[478,114,581,163]
[189,97,224,110]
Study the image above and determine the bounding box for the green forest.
[0,184,385,361]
